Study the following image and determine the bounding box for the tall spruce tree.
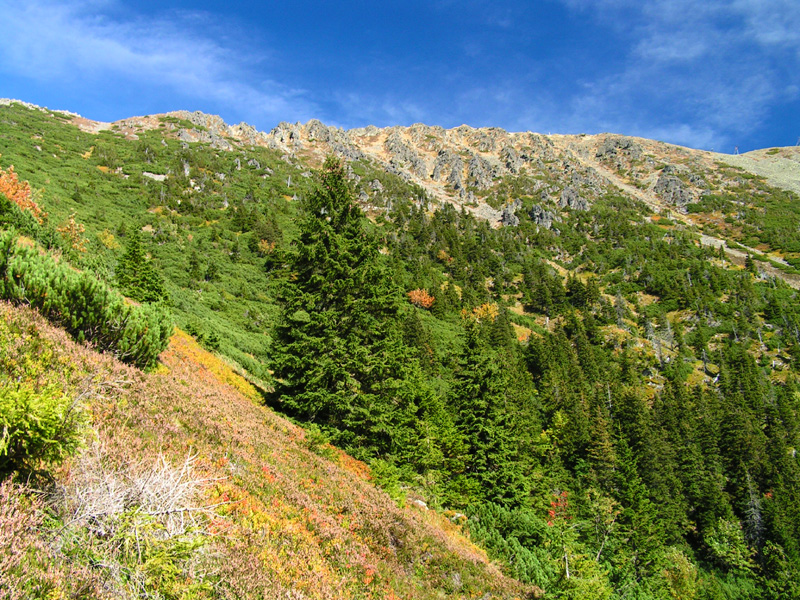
[270,157,419,456]
[450,323,525,506]
[116,231,167,303]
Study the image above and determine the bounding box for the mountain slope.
[59,102,800,283]
[3,99,800,599]
[0,300,535,599]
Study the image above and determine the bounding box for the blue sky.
[1,0,798,152]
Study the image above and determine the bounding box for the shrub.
[0,231,172,369]
[52,447,217,599]
[408,288,435,309]
[0,479,105,599]
[0,161,44,223]
[0,383,84,477]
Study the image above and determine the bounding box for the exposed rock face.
[269,122,302,146]
[689,173,708,189]
[385,132,428,178]
[661,164,685,176]
[432,150,464,190]
[331,142,365,162]
[300,120,366,161]
[473,130,500,152]
[305,119,334,143]
[529,204,557,229]
[230,122,267,146]
[472,202,503,222]
[500,200,522,227]
[559,186,590,211]
[501,146,523,173]
[176,128,233,151]
[654,174,695,207]
[596,136,643,160]
[467,154,497,190]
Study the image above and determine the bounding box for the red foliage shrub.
[0,162,44,223]
[408,288,435,309]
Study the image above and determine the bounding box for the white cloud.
[551,0,800,149]
[330,91,428,128]
[732,0,800,49]
[0,0,318,124]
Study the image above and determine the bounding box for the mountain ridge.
[51,102,799,220]
[41,101,798,287]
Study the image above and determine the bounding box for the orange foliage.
[461,302,499,323]
[407,288,435,309]
[0,160,44,223]
[436,249,453,263]
[336,449,372,481]
[56,213,88,252]
[165,328,260,402]
[257,239,276,255]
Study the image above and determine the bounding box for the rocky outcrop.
[500,200,522,227]
[596,136,643,160]
[385,132,428,178]
[472,129,500,153]
[229,122,269,146]
[501,146,523,173]
[305,119,335,143]
[432,150,464,190]
[268,122,303,146]
[529,204,557,229]
[176,127,233,151]
[654,174,695,207]
[302,120,366,161]
[467,154,497,190]
[472,202,503,223]
[559,186,590,211]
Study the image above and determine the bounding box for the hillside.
[2,99,800,599]
[62,102,800,281]
[0,300,533,599]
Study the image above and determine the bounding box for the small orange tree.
[57,213,88,253]
[0,160,44,223]
[407,288,435,309]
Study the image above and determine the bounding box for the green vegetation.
[0,231,171,369]
[2,101,800,599]
[0,384,83,477]
[271,158,424,456]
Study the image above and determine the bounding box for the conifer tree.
[451,324,524,506]
[116,231,167,303]
[271,157,419,456]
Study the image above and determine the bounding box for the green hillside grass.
[3,101,800,599]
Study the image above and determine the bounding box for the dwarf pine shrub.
[0,231,172,369]
[0,384,84,477]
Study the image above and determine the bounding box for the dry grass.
[0,301,534,599]
[0,479,109,600]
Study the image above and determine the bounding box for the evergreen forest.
[2,101,800,599]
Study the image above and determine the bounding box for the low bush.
[0,478,106,599]
[52,446,218,599]
[0,231,172,369]
[0,383,84,477]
